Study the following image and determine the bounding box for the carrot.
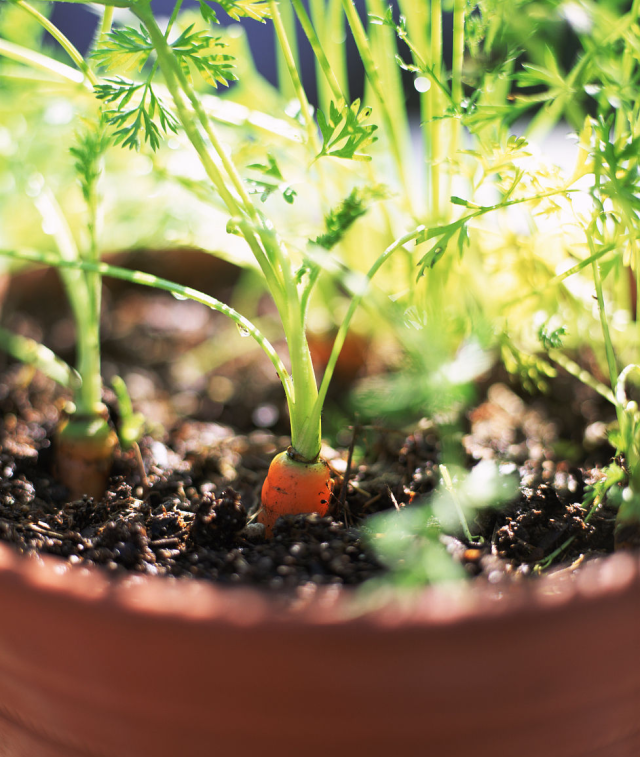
[258,448,333,536]
[56,407,118,501]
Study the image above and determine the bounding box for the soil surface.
[0,257,627,592]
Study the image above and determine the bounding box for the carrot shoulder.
[258,449,332,536]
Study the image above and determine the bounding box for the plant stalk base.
[55,407,118,501]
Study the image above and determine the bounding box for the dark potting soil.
[0,363,619,592]
[0,265,625,591]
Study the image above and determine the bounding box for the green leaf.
[69,120,110,203]
[169,26,238,88]
[245,155,297,203]
[316,99,378,161]
[457,224,469,259]
[394,55,421,74]
[94,78,179,151]
[93,26,154,73]
[368,6,407,38]
[215,0,271,22]
[598,255,618,282]
[418,244,446,271]
[199,0,220,24]
[314,185,388,250]
[538,322,567,350]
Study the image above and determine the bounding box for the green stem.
[449,0,465,219]
[84,141,105,415]
[0,326,77,389]
[328,0,349,100]
[0,248,295,408]
[32,189,101,414]
[291,0,345,105]
[274,0,299,100]
[341,0,410,204]
[88,5,114,56]
[14,0,98,86]
[429,0,442,221]
[308,225,426,436]
[100,7,114,37]
[134,7,244,216]
[365,0,411,182]
[399,0,430,206]
[591,251,619,402]
[133,4,286,310]
[590,151,619,414]
[0,37,86,84]
[134,1,319,456]
[74,298,103,415]
[547,350,616,406]
[451,0,464,112]
[287,310,321,461]
[270,0,320,152]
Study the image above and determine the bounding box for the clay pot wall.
[0,544,638,757]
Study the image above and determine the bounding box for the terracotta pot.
[0,543,639,757]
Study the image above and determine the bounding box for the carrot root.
[258,448,333,536]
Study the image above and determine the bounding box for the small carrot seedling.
[0,113,119,500]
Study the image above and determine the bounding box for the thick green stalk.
[100,7,114,37]
[451,0,464,120]
[82,141,104,416]
[74,299,103,415]
[277,230,321,461]
[134,2,320,458]
[87,5,114,55]
[308,0,330,112]
[286,306,321,461]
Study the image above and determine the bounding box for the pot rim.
[0,540,638,630]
